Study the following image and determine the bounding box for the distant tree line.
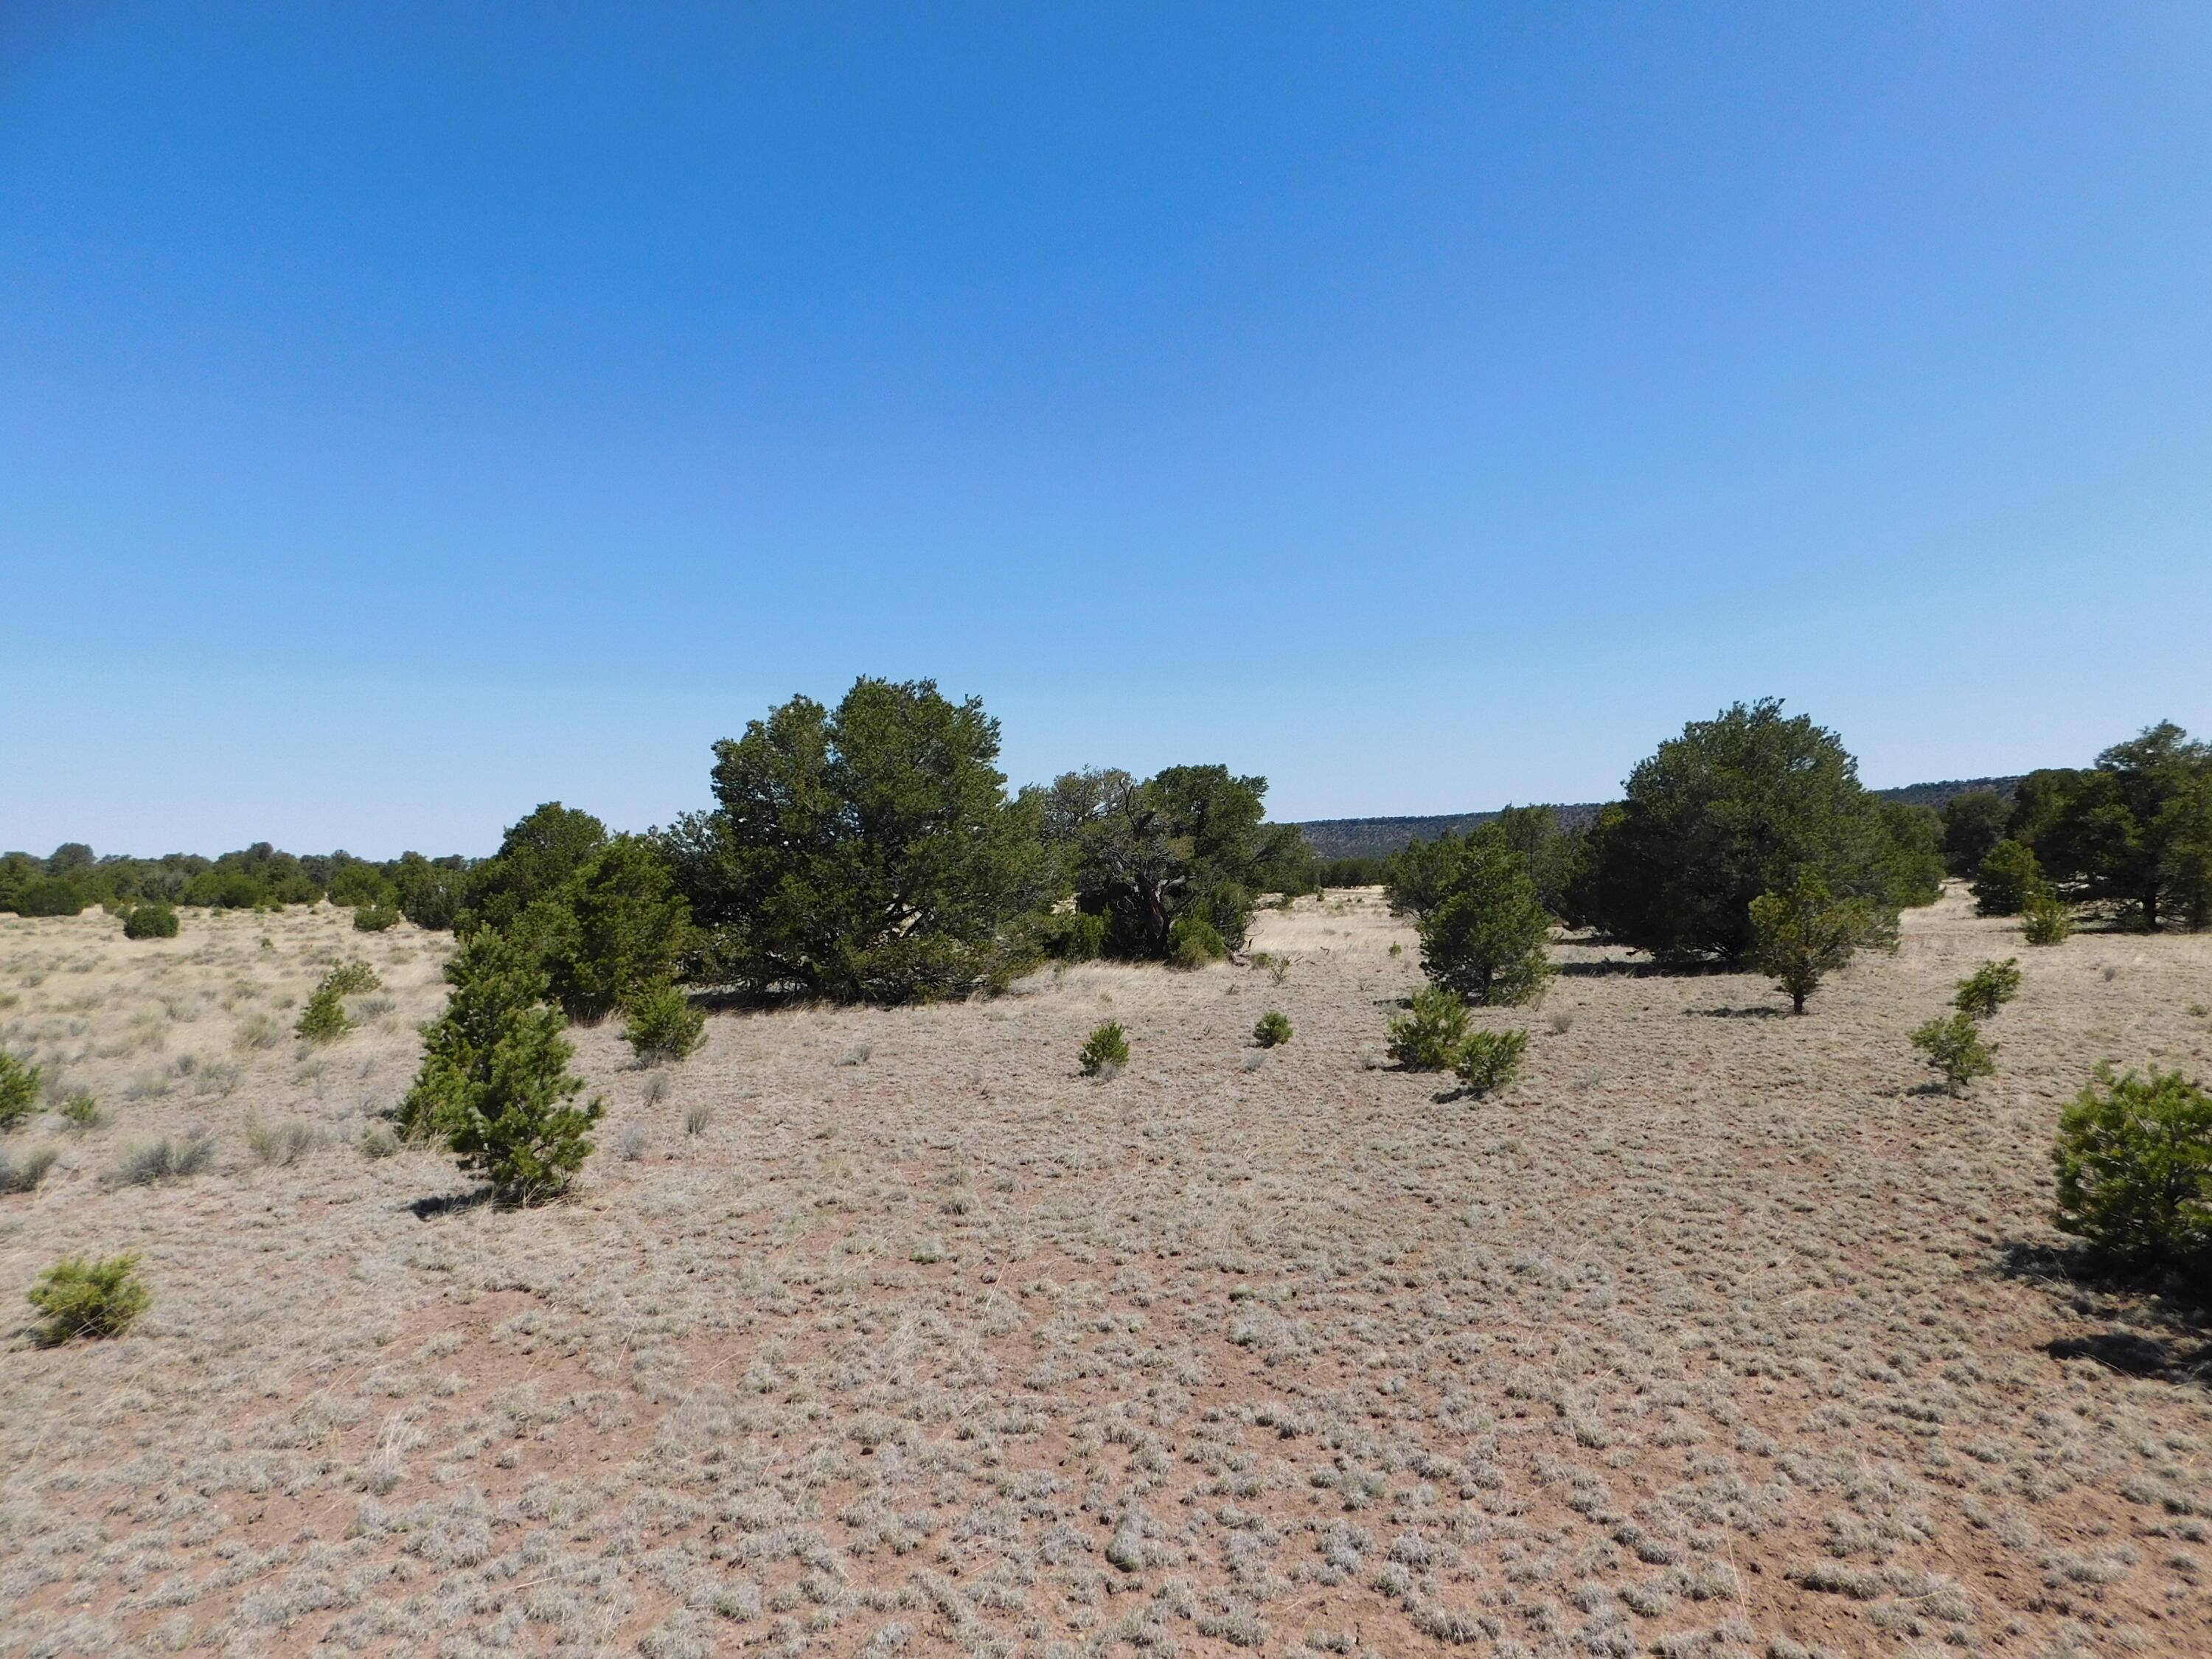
[14,691,2204,1012]
[0,841,469,924]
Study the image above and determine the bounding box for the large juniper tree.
[663,678,1053,1002]
[1040,764,1309,959]
[1571,699,1914,963]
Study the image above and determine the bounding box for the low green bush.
[1971,840,2042,917]
[1388,987,1471,1071]
[324,961,382,997]
[122,903,179,940]
[623,981,706,1065]
[60,1091,101,1130]
[27,1253,150,1343]
[401,931,604,1203]
[1453,1028,1528,1098]
[1166,915,1228,969]
[0,1052,43,1130]
[1253,1010,1293,1048]
[2053,1067,2212,1271]
[0,1145,58,1194]
[1953,959,2023,1020]
[1079,1020,1130,1077]
[353,902,400,933]
[1910,1012,1996,1093]
[16,878,85,917]
[294,984,354,1045]
[1042,908,1111,962]
[1748,871,1869,1015]
[2021,891,2075,945]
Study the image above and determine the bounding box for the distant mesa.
[1296,776,2023,860]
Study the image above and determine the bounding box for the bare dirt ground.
[4,889,2212,1659]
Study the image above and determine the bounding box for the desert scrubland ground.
[4,891,2212,1659]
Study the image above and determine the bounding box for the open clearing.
[4,891,2212,1658]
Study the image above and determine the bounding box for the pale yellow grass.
[1,891,2211,1659]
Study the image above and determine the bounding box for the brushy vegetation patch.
[0,1051,42,1130]
[622,981,706,1066]
[1911,1010,1997,1093]
[1386,986,1470,1071]
[0,1144,58,1193]
[1079,1018,1129,1077]
[2053,1067,2212,1274]
[27,1253,149,1343]
[105,1133,214,1187]
[1451,1026,1528,1098]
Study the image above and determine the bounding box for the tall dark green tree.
[1571,700,1913,963]
[392,852,470,931]
[664,678,1053,1002]
[1043,764,1305,959]
[1939,790,2010,876]
[398,932,603,1203]
[1876,801,1947,908]
[1416,827,1554,1006]
[2033,723,2212,930]
[514,834,699,1021]
[458,803,608,934]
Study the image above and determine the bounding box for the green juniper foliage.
[293,984,355,1045]
[2053,1067,2212,1270]
[122,902,179,939]
[2021,889,2076,945]
[352,902,400,932]
[1910,1012,1996,1094]
[1971,839,2042,917]
[1452,1028,1528,1099]
[1747,869,1871,1015]
[1079,1020,1130,1077]
[1318,855,1387,888]
[1387,986,1472,1071]
[2025,723,2212,931]
[622,979,706,1065]
[401,932,603,1203]
[456,802,609,936]
[0,1051,45,1130]
[1166,914,1228,969]
[1252,1010,1293,1048]
[1571,700,1918,963]
[1039,907,1110,963]
[28,1253,150,1343]
[17,877,85,917]
[665,679,1054,1003]
[1040,764,1308,962]
[1415,827,1554,1007]
[1952,959,2023,1020]
[1940,790,2011,877]
[324,961,382,996]
[509,833,699,1023]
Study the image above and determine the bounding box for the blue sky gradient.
[4,4,2208,855]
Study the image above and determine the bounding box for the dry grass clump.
[105,1131,214,1186]
[0,1144,58,1193]
[3,890,2212,1655]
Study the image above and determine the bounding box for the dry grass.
[3,891,2212,1658]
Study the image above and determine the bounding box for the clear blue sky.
[4,4,2208,858]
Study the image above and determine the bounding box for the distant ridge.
[1297,776,2023,860]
